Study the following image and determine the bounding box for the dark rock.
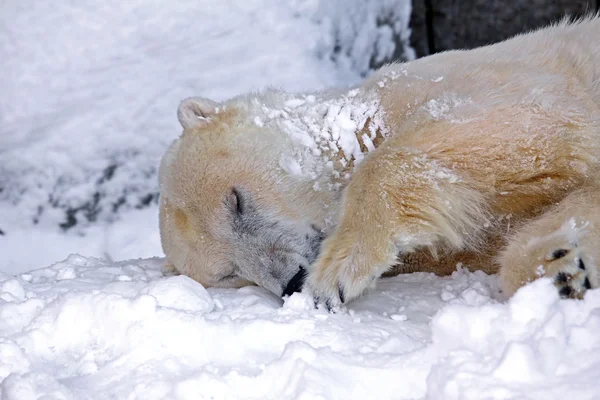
[410,0,596,58]
[409,0,431,57]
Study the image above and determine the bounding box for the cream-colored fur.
[498,187,600,298]
[159,17,600,304]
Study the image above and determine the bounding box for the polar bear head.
[159,97,327,297]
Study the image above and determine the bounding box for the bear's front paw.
[305,259,373,311]
[544,247,597,299]
[304,239,390,311]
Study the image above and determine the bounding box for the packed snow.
[1,0,600,399]
[1,257,599,399]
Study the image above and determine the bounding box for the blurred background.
[1,0,597,274]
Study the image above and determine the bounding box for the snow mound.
[1,257,598,399]
[139,275,214,314]
[428,279,600,399]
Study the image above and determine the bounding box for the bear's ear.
[177,96,219,129]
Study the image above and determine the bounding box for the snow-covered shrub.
[316,0,415,76]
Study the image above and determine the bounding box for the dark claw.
[338,283,345,304]
[325,298,333,312]
[550,249,570,260]
[312,295,320,308]
[559,286,573,298]
[578,258,586,270]
[556,272,569,283]
[584,277,592,290]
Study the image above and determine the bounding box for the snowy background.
[1,1,599,399]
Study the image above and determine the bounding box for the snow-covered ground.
[1,1,600,399]
[1,257,599,399]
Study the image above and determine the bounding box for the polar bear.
[159,17,600,307]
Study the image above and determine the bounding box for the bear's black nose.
[282,267,306,297]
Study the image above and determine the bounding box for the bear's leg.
[306,144,488,308]
[498,187,600,299]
